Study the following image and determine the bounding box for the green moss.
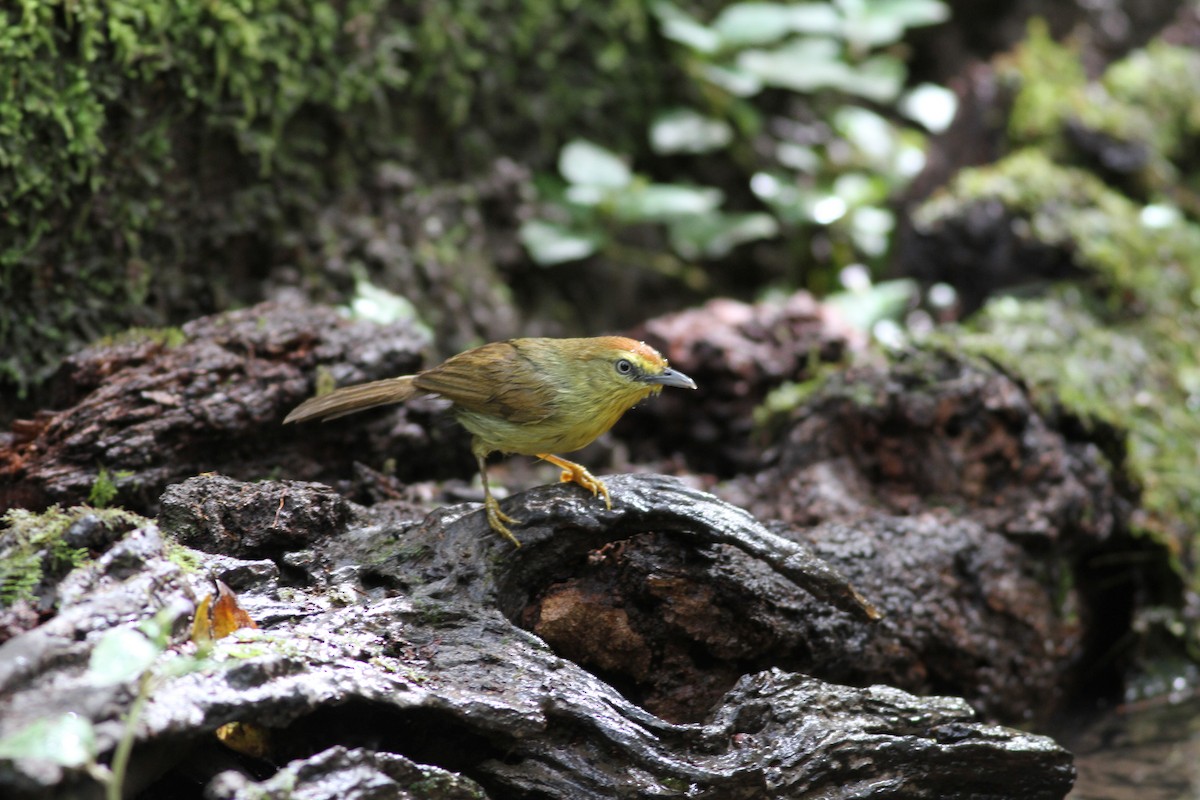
[915,149,1200,573]
[87,467,136,508]
[751,356,863,436]
[916,149,1200,307]
[1003,22,1200,193]
[955,292,1200,562]
[1003,19,1088,148]
[0,504,149,607]
[916,26,1200,608]
[1102,43,1200,166]
[164,539,202,574]
[1,0,668,398]
[92,327,187,350]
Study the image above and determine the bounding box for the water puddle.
[1061,692,1200,799]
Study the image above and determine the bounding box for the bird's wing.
[413,340,557,424]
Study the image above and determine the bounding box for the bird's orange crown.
[588,336,670,371]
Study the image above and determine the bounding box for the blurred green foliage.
[521,0,953,301]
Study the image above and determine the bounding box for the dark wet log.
[0,300,435,516]
[0,475,1073,800]
[161,472,880,623]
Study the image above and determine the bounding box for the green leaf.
[832,54,906,103]
[750,171,811,225]
[900,82,957,133]
[650,109,733,155]
[519,220,602,265]
[563,185,608,206]
[650,0,721,54]
[826,278,917,331]
[842,0,949,47]
[776,142,821,173]
[0,713,96,768]
[849,205,895,257]
[831,172,889,207]
[713,3,840,47]
[712,3,796,47]
[610,184,723,222]
[737,39,851,93]
[699,63,763,97]
[840,10,904,48]
[788,4,846,35]
[669,211,779,259]
[558,140,632,189]
[88,626,160,685]
[833,107,897,162]
[868,0,949,28]
[344,278,423,326]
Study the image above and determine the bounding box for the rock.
[0,475,1072,799]
[622,291,862,475]
[158,476,352,559]
[718,350,1153,722]
[0,299,431,516]
[205,746,490,800]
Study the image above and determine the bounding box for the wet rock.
[622,291,862,475]
[0,475,1072,800]
[0,300,431,516]
[714,350,1147,721]
[61,514,126,552]
[739,351,1123,543]
[205,745,490,800]
[0,506,150,643]
[158,476,352,558]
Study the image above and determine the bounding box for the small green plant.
[521,0,954,297]
[88,468,126,508]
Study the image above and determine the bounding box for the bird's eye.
[615,358,633,375]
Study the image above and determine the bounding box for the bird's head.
[515,335,696,452]
[577,336,697,403]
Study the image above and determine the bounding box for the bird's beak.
[644,367,697,390]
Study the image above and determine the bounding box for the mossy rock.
[907,24,1200,599]
[1002,19,1200,191]
[0,0,674,402]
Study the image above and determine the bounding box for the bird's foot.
[484,495,523,548]
[539,454,612,510]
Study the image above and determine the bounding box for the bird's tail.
[283,375,419,423]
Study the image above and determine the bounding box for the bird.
[284,336,696,546]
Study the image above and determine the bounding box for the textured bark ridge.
[0,299,436,516]
[0,474,1073,799]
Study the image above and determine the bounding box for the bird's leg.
[476,453,522,548]
[537,453,612,510]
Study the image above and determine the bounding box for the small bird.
[284,336,696,546]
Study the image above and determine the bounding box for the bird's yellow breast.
[458,381,657,456]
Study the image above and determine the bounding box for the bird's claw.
[484,495,523,548]
[553,462,612,511]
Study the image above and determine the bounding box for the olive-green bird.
[284,336,697,546]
